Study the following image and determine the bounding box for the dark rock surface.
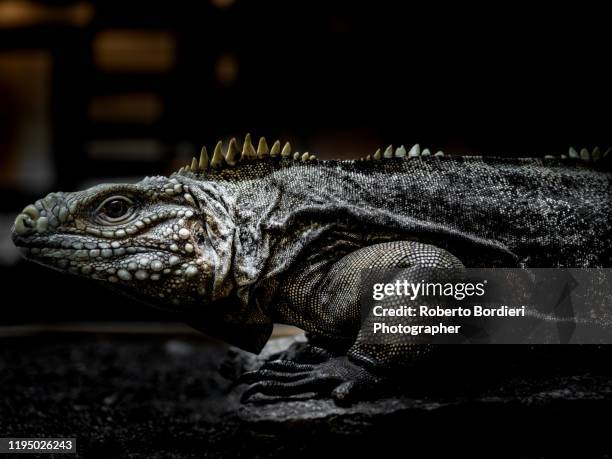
[1,334,611,457]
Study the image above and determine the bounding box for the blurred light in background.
[0,215,20,266]
[215,53,239,87]
[0,0,93,28]
[87,139,165,161]
[88,93,163,124]
[93,30,176,73]
[0,51,54,193]
[210,0,235,10]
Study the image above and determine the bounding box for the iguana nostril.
[22,204,40,220]
[13,202,45,235]
[14,214,32,235]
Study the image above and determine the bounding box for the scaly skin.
[11,136,612,403]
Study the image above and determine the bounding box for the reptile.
[11,134,612,403]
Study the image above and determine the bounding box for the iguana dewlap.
[11,136,612,403]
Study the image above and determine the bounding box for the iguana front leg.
[238,241,465,404]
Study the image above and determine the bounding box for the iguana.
[11,135,612,403]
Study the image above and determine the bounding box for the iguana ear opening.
[179,178,237,301]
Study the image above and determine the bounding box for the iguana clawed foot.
[237,356,384,405]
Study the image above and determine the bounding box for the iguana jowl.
[11,135,612,403]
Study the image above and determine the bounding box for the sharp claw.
[267,343,333,363]
[241,377,336,403]
[332,381,357,406]
[260,360,315,373]
[236,369,312,386]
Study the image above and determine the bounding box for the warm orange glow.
[88,93,163,124]
[0,1,93,28]
[210,0,236,9]
[215,54,239,86]
[93,30,176,73]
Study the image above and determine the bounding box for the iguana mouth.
[12,224,190,281]
[18,244,161,262]
[13,229,169,260]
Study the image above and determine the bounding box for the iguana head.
[9,137,309,352]
[11,175,234,313]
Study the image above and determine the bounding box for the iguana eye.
[95,196,135,224]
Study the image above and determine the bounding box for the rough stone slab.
[1,334,611,457]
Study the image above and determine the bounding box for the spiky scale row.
[365,144,609,162]
[545,146,610,163]
[175,136,610,174]
[360,144,445,161]
[177,134,316,174]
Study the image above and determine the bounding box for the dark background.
[0,1,610,326]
